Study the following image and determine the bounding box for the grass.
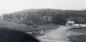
[68,27,86,42]
[0,19,35,32]
[0,19,59,36]
[68,34,86,42]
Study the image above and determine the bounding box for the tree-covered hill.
[2,9,86,25]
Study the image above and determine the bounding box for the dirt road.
[37,26,72,42]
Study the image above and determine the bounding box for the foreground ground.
[0,19,85,42]
[37,26,85,42]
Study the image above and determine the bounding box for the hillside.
[2,9,86,42]
[0,19,35,32]
[2,9,86,25]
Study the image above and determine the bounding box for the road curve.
[37,26,72,42]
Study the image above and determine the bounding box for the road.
[37,26,72,42]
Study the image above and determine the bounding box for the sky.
[0,0,86,15]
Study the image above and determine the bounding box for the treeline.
[2,9,86,25]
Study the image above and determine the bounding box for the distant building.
[66,21,75,26]
[66,17,86,27]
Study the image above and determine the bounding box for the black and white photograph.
[0,0,86,42]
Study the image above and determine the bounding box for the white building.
[66,21,75,26]
[66,20,86,27]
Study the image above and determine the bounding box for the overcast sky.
[0,0,86,15]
